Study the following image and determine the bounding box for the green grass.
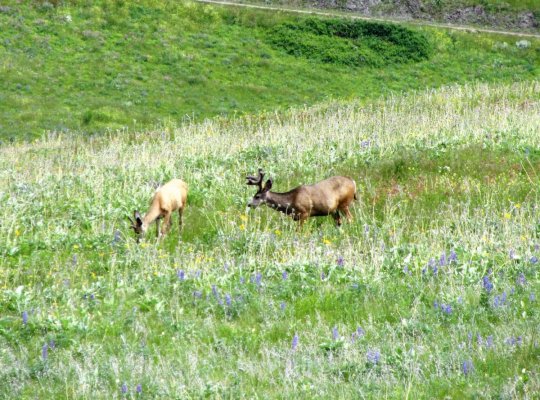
[0,81,539,398]
[0,1,539,140]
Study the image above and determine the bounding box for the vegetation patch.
[266,17,432,66]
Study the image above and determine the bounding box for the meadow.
[1,81,539,398]
[1,0,539,140]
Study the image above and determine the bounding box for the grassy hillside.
[0,1,539,140]
[1,81,539,398]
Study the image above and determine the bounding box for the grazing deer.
[246,169,357,226]
[128,179,188,241]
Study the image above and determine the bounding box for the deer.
[128,179,188,242]
[246,169,357,227]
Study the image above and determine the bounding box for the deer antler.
[246,168,265,191]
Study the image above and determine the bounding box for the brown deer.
[128,179,188,241]
[246,169,357,226]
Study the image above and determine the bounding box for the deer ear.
[134,210,143,225]
[263,179,272,191]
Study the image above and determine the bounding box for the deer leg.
[155,217,161,238]
[161,212,171,237]
[332,211,343,227]
[178,208,183,230]
[341,206,353,222]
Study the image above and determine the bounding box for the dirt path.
[196,0,540,39]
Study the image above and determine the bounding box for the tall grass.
[0,81,539,398]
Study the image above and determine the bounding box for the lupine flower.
[332,326,339,340]
[449,249,457,263]
[510,287,515,295]
[506,337,516,346]
[336,256,344,267]
[223,263,229,272]
[193,290,202,299]
[357,326,365,337]
[367,349,381,364]
[501,291,507,304]
[421,267,426,276]
[403,266,411,275]
[240,276,245,284]
[282,271,288,280]
[486,335,494,348]
[194,270,201,278]
[517,273,527,286]
[225,294,232,306]
[364,224,369,234]
[477,334,482,346]
[49,340,55,349]
[72,254,78,266]
[517,336,523,346]
[212,285,218,298]
[42,343,48,361]
[482,276,493,293]
[90,294,95,301]
[462,360,473,375]
[434,301,439,309]
[22,311,28,326]
[292,334,299,351]
[530,292,536,301]
[509,249,517,260]
[121,383,128,394]
[321,272,326,281]
[280,302,286,311]
[457,296,463,304]
[136,384,142,394]
[441,304,452,314]
[530,256,538,264]
[113,230,121,244]
[493,296,500,307]
[255,272,262,286]
[468,332,473,345]
[439,252,447,266]
[177,270,185,281]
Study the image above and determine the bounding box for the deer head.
[128,210,146,239]
[247,169,272,208]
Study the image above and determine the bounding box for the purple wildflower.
[113,230,121,244]
[439,252,447,266]
[486,335,494,348]
[49,340,55,349]
[517,273,527,286]
[22,311,28,326]
[193,290,202,299]
[482,276,493,293]
[121,383,128,394]
[225,294,232,306]
[457,296,463,304]
[517,336,523,346]
[240,276,245,284]
[357,326,365,337]
[530,256,538,264]
[223,263,229,272]
[477,334,482,346]
[255,272,262,286]
[177,270,185,281]
[441,304,452,314]
[367,349,381,364]
[332,326,339,341]
[449,249,457,263]
[421,267,426,276]
[42,343,48,361]
[321,272,326,281]
[280,302,286,311]
[509,249,516,260]
[364,224,369,235]
[336,256,344,267]
[530,292,536,301]
[72,254,78,266]
[434,301,439,309]
[292,334,299,351]
[403,266,411,275]
[493,296,500,307]
[462,360,473,375]
[90,294,95,301]
[136,384,142,394]
[282,271,288,280]
[212,285,219,298]
[511,287,515,295]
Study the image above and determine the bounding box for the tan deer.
[246,169,356,226]
[128,179,188,241]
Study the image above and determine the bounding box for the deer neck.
[266,191,296,215]
[143,200,162,226]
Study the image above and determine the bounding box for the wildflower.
[477,334,482,346]
[193,290,202,299]
[121,383,128,394]
[177,270,185,281]
[240,276,245,284]
[493,296,500,307]
[22,311,28,326]
[486,335,494,348]
[530,256,538,264]
[282,271,288,280]
[367,349,381,364]
[457,296,463,304]
[136,384,142,394]
[517,273,527,286]
[223,263,229,272]
[462,360,473,375]
[504,212,511,220]
[434,301,439,309]
[449,249,457,263]
[439,252,447,266]
[403,266,411,275]
[517,336,523,346]
[255,272,262,286]
[113,230,121,244]
[530,292,536,301]
[441,304,452,315]
[280,302,286,311]
[364,224,369,235]
[90,294,95,301]
[72,254,78,266]
[292,334,299,351]
[482,276,493,293]
[42,343,48,361]
[357,326,365,337]
[225,294,232,306]
[321,272,326,281]
[212,285,218,298]
[421,267,426,276]
[509,249,517,260]
[49,340,55,349]
[332,326,339,341]
[336,256,344,267]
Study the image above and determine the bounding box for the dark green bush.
[266,18,431,67]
